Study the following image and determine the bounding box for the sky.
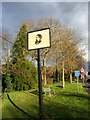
[2,2,88,42]
[0,1,89,68]
[1,0,89,2]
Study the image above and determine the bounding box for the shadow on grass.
[2,118,38,120]
[7,93,37,119]
[57,92,89,113]
[58,92,89,99]
[28,90,90,119]
[5,91,90,120]
[43,98,89,120]
[56,85,63,88]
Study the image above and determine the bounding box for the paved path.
[83,80,90,97]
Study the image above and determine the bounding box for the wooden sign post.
[27,28,51,119]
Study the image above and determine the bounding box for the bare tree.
[26,18,85,88]
[26,18,62,86]
[47,25,84,88]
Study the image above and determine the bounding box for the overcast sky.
[2,2,88,40]
[0,1,89,62]
[1,0,89,2]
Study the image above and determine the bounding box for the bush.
[5,72,12,92]
[12,59,38,91]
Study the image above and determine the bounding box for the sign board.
[27,28,51,50]
[75,70,80,77]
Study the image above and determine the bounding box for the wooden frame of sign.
[27,28,51,50]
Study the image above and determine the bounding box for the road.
[83,80,90,97]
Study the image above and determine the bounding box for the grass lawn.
[2,93,31,119]
[43,82,89,119]
[1,81,90,119]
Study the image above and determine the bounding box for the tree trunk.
[62,61,65,88]
[70,72,72,84]
[42,57,47,86]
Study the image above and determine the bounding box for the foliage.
[2,60,38,92]
[11,59,38,91]
[11,24,38,91]
[12,23,28,61]
[46,66,56,77]
[4,72,12,92]
[2,24,38,92]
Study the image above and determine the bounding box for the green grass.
[9,91,39,118]
[2,93,32,119]
[43,82,89,119]
[1,81,90,119]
